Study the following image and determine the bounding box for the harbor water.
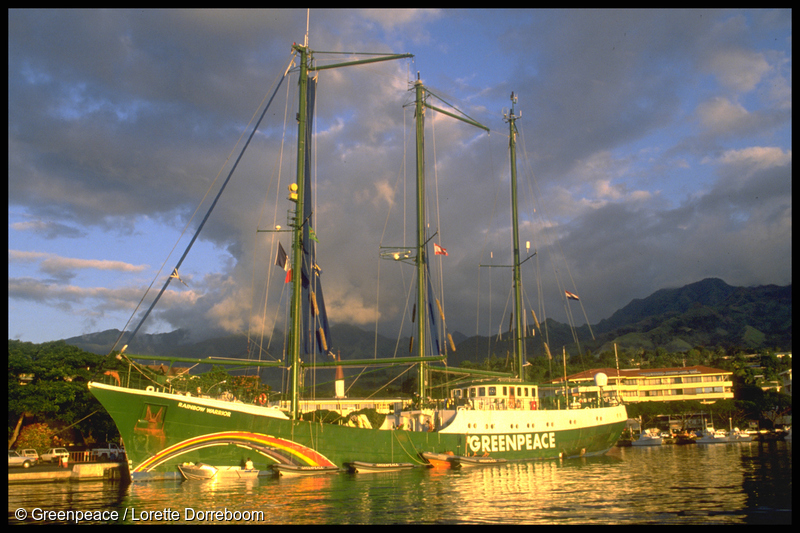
[9,440,791,524]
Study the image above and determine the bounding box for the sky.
[8,9,792,347]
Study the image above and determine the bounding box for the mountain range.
[63,278,791,370]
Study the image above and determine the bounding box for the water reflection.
[8,441,791,524]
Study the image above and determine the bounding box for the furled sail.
[300,77,333,357]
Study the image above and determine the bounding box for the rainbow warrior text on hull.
[89,40,626,481]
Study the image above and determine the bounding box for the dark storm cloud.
[8,9,791,343]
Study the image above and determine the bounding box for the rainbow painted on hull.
[133,431,336,473]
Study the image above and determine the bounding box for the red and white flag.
[434,243,448,256]
[565,290,580,301]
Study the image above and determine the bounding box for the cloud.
[9,250,147,273]
[7,9,791,343]
[714,146,792,170]
[708,49,771,93]
[696,97,751,134]
[11,220,87,239]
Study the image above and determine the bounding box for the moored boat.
[696,427,729,444]
[420,452,456,469]
[631,429,663,447]
[450,455,508,467]
[271,464,340,477]
[348,461,415,473]
[178,463,259,481]
[178,463,217,481]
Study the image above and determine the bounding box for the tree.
[8,340,125,448]
[15,422,54,451]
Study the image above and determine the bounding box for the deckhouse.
[450,381,540,411]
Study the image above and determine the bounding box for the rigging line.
[513,122,565,330]
[475,132,500,360]
[378,102,415,361]
[514,124,552,346]
[375,100,412,359]
[361,364,415,400]
[250,65,294,360]
[107,55,296,360]
[518,124,593,343]
[423,86,487,134]
[113,55,295,355]
[429,100,447,350]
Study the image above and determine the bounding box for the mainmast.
[410,78,490,399]
[413,79,428,399]
[505,93,525,380]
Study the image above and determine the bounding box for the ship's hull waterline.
[89,382,627,481]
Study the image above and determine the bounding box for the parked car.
[19,449,39,465]
[41,447,70,463]
[90,442,125,461]
[8,450,34,469]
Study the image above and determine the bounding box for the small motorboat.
[178,463,218,481]
[271,464,340,477]
[449,455,508,467]
[631,429,663,447]
[420,452,455,469]
[178,463,260,481]
[348,461,415,473]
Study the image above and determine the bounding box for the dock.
[8,462,127,484]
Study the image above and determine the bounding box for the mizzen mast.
[505,93,526,380]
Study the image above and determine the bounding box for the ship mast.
[288,44,412,420]
[413,79,428,399]
[505,93,525,380]
[410,78,490,399]
[288,43,309,422]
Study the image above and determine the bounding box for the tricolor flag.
[275,242,289,271]
[434,243,448,256]
[565,290,580,301]
[276,242,292,283]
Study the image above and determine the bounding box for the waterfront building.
[542,365,734,405]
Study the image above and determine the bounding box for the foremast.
[288,44,412,420]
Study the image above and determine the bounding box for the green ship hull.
[89,381,626,481]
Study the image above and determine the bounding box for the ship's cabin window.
[469,388,477,398]
[488,386,497,396]
[453,389,462,399]
[502,386,508,396]
[478,387,486,397]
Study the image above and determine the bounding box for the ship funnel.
[334,352,346,399]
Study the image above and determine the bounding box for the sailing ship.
[89,40,627,481]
